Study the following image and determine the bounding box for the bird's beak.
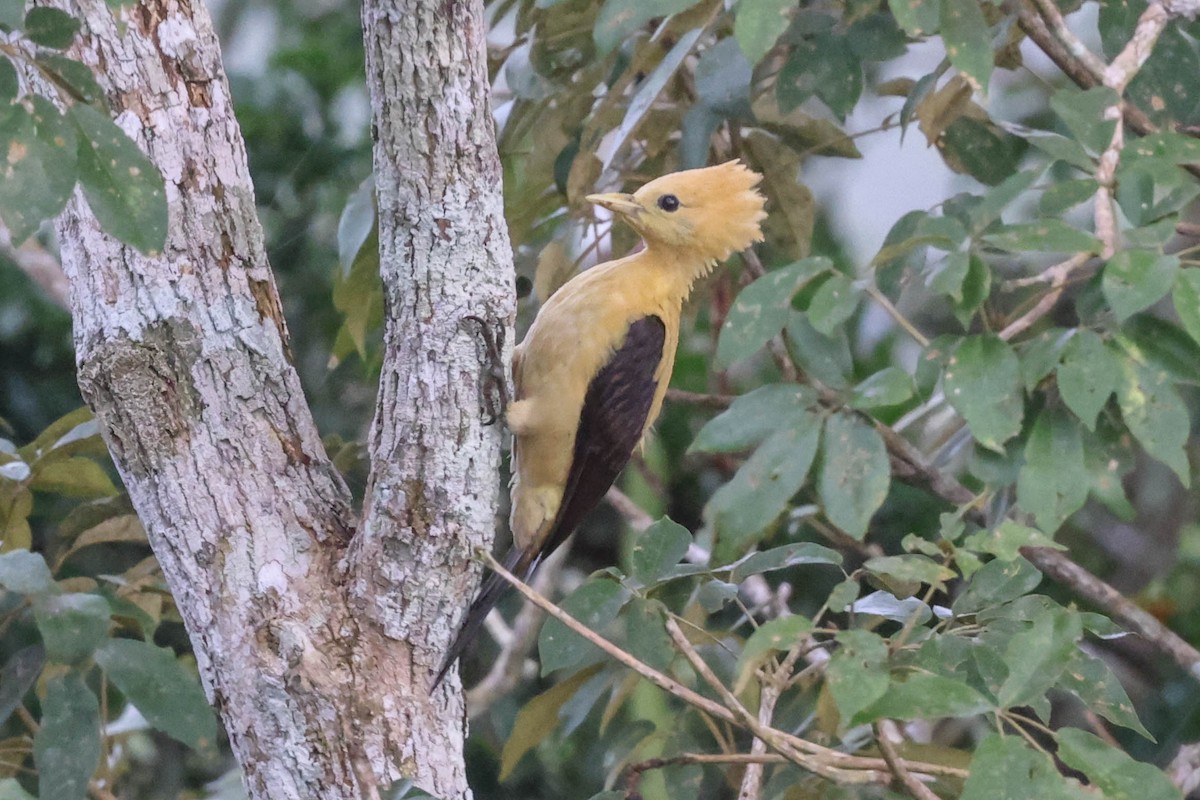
[586,193,642,219]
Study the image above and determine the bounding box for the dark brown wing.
[540,314,667,556]
[431,315,666,689]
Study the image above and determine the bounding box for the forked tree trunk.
[44,0,510,797]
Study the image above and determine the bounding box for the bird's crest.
[617,160,767,263]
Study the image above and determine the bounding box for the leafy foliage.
[4,0,1200,796]
[0,8,166,252]
[0,410,219,799]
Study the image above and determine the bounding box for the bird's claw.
[463,315,510,426]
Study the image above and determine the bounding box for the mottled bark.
[42,0,510,798]
[351,0,514,788]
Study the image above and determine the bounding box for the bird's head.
[587,161,767,263]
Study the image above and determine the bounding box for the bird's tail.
[430,546,539,690]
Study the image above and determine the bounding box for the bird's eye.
[657,194,680,212]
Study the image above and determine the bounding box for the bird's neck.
[639,242,719,301]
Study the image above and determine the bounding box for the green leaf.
[1017,408,1088,533]
[716,257,830,367]
[1116,358,1190,485]
[630,518,691,584]
[623,598,674,672]
[939,0,992,91]
[864,554,955,587]
[694,37,752,118]
[689,384,813,454]
[853,674,991,724]
[94,639,217,750]
[734,0,792,63]
[0,101,77,244]
[0,0,22,30]
[817,413,889,539]
[35,673,100,800]
[337,176,376,276]
[0,645,44,728]
[962,734,1091,800]
[997,607,1082,707]
[70,103,168,255]
[734,614,813,692]
[852,590,931,623]
[826,629,889,726]
[499,665,601,781]
[1173,269,1200,347]
[1056,728,1180,800]
[927,251,970,301]
[1040,178,1099,216]
[34,53,104,104]
[784,313,853,389]
[827,577,860,611]
[696,579,738,611]
[982,220,1100,254]
[30,456,118,498]
[23,7,80,49]
[727,542,842,583]
[940,116,1029,187]
[1019,328,1073,391]
[969,168,1043,232]
[593,0,697,55]
[1050,86,1120,154]
[807,273,860,335]
[0,549,55,594]
[1057,330,1121,430]
[850,367,914,409]
[709,413,821,560]
[963,520,1064,561]
[889,0,938,35]
[1102,251,1179,322]
[944,335,1024,451]
[954,556,1042,614]
[33,592,110,664]
[539,578,631,674]
[1058,650,1153,740]
[777,34,863,120]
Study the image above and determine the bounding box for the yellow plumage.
[509,161,767,549]
[433,160,766,687]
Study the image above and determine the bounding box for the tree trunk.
[45,0,510,797]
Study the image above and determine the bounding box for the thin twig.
[875,723,943,800]
[865,283,930,348]
[481,551,970,783]
[665,388,734,410]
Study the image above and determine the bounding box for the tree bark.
[43,0,511,797]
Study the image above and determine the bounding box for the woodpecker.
[434,160,767,688]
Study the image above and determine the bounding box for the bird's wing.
[539,314,667,557]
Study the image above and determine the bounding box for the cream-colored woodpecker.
[434,161,767,687]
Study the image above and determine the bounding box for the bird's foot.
[463,315,511,425]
